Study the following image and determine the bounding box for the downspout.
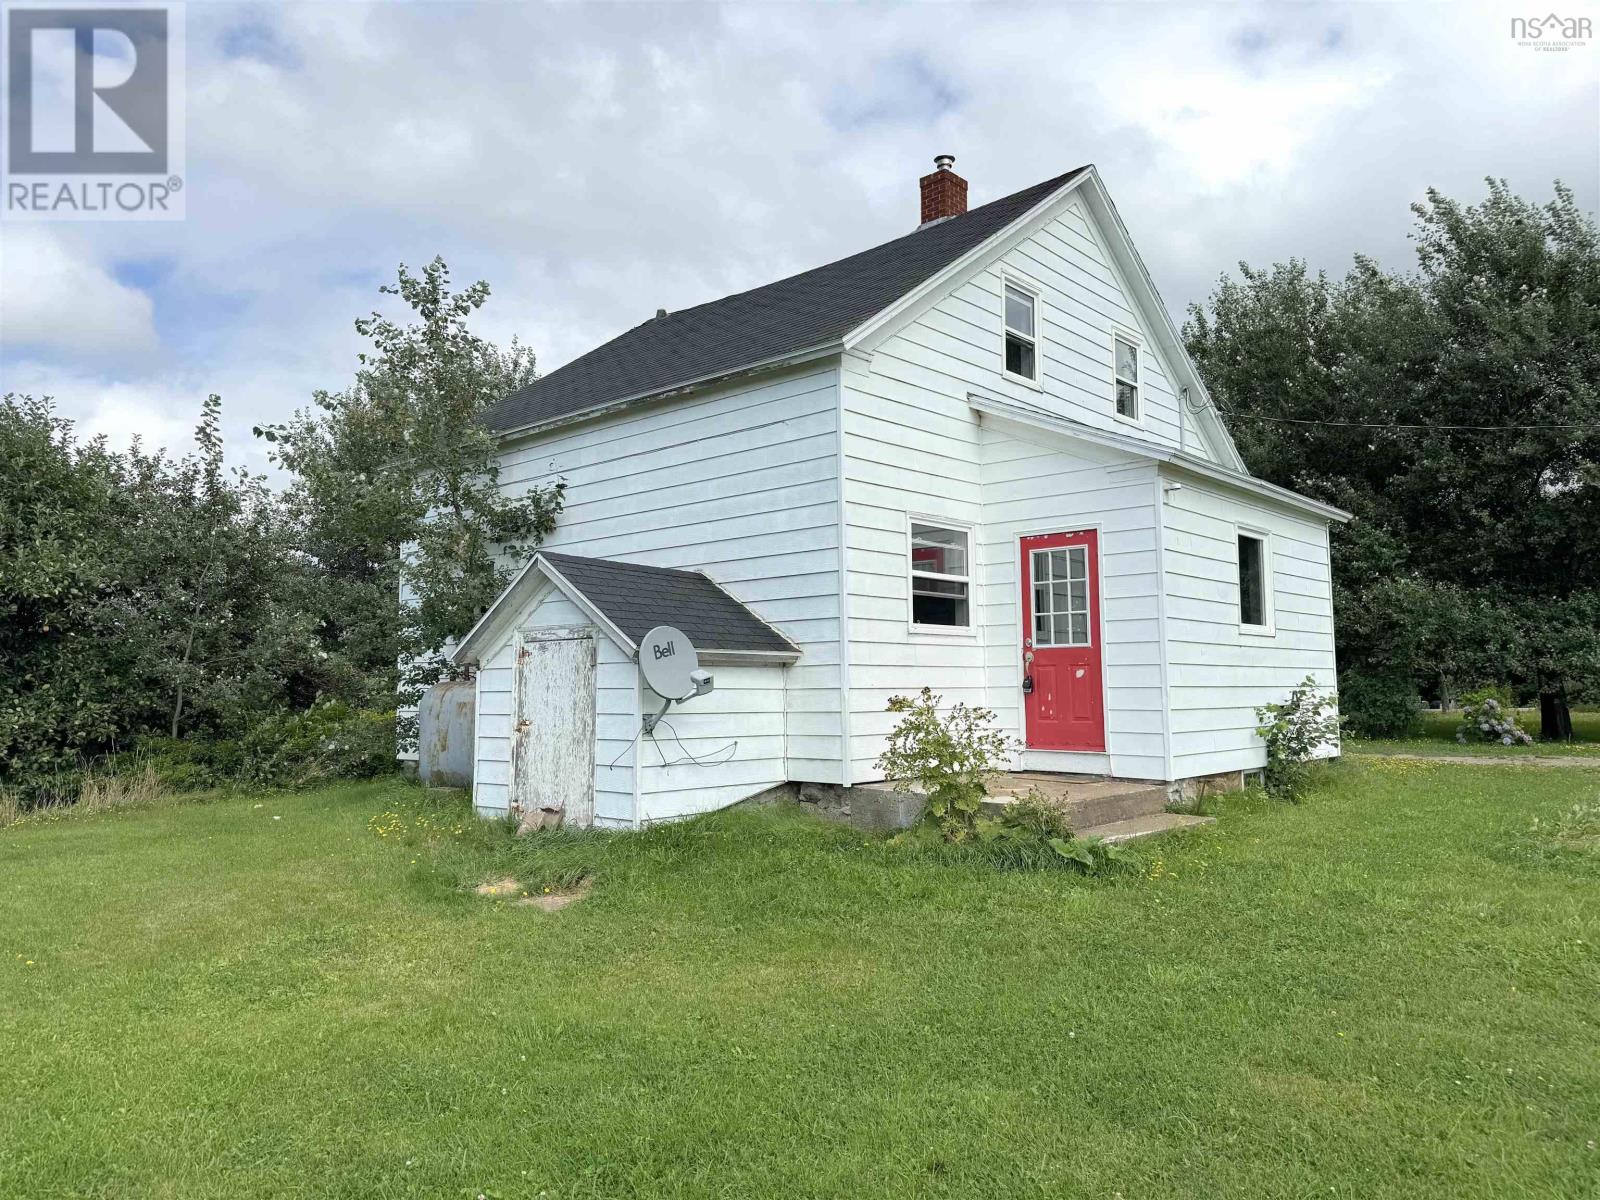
[1153,472,1177,785]
[835,356,855,785]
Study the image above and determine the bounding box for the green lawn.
[1347,707,1600,759]
[3,763,1598,1198]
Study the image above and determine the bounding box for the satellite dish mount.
[638,625,714,734]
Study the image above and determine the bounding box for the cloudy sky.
[2,0,1595,473]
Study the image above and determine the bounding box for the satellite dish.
[639,625,714,734]
[640,625,699,701]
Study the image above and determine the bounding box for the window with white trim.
[1237,531,1271,631]
[1114,334,1139,420]
[910,522,971,629]
[1003,282,1038,382]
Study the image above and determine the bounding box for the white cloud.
[0,228,158,357]
[2,0,1593,473]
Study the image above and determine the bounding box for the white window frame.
[1112,329,1142,425]
[1001,274,1043,390]
[907,515,977,636]
[1236,525,1275,636]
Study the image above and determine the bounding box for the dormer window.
[1114,334,1140,420]
[1003,282,1038,382]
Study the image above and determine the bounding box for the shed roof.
[482,166,1091,434]
[538,552,798,657]
[451,550,801,667]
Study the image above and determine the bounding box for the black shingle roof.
[539,552,798,657]
[484,166,1091,432]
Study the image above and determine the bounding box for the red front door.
[1020,529,1106,751]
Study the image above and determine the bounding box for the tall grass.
[0,763,166,827]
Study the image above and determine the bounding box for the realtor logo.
[1509,12,1592,51]
[3,3,185,220]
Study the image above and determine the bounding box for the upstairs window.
[1238,531,1271,632]
[910,522,971,629]
[1003,282,1038,382]
[1114,334,1140,420]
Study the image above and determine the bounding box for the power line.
[1211,408,1600,433]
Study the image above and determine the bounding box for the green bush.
[238,702,396,787]
[1456,697,1533,746]
[1457,684,1516,711]
[1256,676,1341,801]
[1,705,396,816]
[876,687,1015,842]
[886,788,1139,876]
[1339,671,1423,739]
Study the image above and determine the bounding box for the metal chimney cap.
[933,154,956,171]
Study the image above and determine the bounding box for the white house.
[449,158,1350,828]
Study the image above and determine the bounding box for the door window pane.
[1030,545,1092,647]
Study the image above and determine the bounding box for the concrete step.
[1075,812,1215,844]
[982,779,1169,830]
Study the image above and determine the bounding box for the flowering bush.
[1456,697,1533,746]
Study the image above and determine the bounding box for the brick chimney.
[919,154,967,225]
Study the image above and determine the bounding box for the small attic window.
[1003,282,1038,382]
[1114,334,1140,421]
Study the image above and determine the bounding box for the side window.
[1003,282,1038,382]
[1114,334,1140,420]
[909,522,972,630]
[1237,531,1272,632]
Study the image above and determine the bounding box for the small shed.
[451,551,801,828]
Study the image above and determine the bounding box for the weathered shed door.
[510,628,597,829]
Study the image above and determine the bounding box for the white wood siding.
[840,199,1197,782]
[493,364,844,783]
[471,590,638,827]
[980,425,1167,780]
[637,664,787,822]
[1161,482,1338,778]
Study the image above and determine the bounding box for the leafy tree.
[259,258,565,724]
[105,395,311,739]
[1187,181,1600,739]
[0,396,125,773]
[0,394,307,782]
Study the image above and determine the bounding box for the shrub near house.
[1456,697,1533,746]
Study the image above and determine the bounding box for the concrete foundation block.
[794,782,925,832]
